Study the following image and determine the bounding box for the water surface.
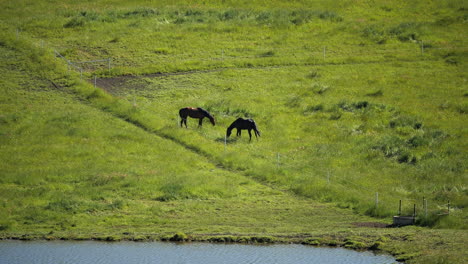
[0,240,396,264]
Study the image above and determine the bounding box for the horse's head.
[199,108,215,126]
[226,127,232,138]
[209,117,215,126]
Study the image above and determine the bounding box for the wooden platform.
[393,216,415,226]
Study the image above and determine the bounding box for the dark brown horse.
[179,107,215,128]
[226,118,260,141]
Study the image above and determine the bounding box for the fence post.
[413,204,416,224]
[424,198,427,217]
[108,58,111,73]
[422,197,425,217]
[224,135,227,152]
[422,197,425,215]
[375,192,379,208]
[94,75,97,88]
[277,153,280,168]
[398,200,402,216]
[447,200,450,215]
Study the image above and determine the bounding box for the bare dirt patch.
[91,75,138,95]
[92,69,221,95]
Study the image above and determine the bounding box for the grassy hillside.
[0,0,467,263]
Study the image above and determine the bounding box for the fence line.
[19,24,467,69]
[40,32,466,76]
[272,150,462,216]
[53,49,111,77]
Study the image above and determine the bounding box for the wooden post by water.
[447,200,450,215]
[398,200,402,216]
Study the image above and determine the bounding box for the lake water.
[0,240,397,264]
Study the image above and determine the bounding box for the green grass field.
[0,0,467,263]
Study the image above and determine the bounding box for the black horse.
[179,107,215,128]
[226,118,260,141]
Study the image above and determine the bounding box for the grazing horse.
[226,118,260,141]
[179,107,215,128]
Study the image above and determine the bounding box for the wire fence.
[275,150,463,218]
[23,27,467,77]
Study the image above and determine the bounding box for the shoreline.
[0,228,430,263]
[0,232,400,261]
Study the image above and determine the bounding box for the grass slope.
[0,0,467,263]
[0,37,390,249]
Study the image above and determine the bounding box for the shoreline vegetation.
[0,1,466,263]
[0,227,466,263]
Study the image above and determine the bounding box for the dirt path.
[93,69,221,94]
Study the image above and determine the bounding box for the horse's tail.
[254,128,261,137]
[179,108,187,118]
[251,120,261,137]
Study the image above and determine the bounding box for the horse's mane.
[197,108,214,119]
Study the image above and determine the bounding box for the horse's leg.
[237,128,241,137]
[179,109,188,128]
[248,129,252,141]
[198,118,203,127]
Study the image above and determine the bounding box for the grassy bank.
[0,0,467,263]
